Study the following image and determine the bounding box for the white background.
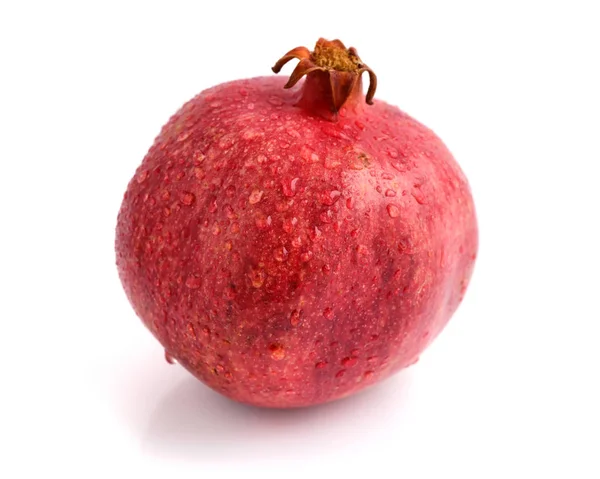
[1,1,599,477]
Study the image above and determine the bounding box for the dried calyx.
[272,38,377,116]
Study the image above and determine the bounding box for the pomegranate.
[115,38,478,408]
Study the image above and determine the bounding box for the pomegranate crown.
[272,38,377,114]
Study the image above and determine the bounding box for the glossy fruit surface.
[116,39,478,407]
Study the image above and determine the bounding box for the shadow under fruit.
[115,38,478,408]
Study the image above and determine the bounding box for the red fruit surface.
[115,39,478,408]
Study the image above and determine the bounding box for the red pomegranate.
[115,38,478,408]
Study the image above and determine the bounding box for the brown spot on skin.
[341,357,358,367]
[269,344,285,360]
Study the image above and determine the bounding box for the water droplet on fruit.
[320,210,333,223]
[323,307,334,320]
[324,156,342,169]
[269,344,285,360]
[387,204,400,218]
[165,351,176,364]
[223,204,237,220]
[208,199,218,213]
[309,226,323,241]
[283,217,298,233]
[255,154,268,164]
[185,275,202,289]
[392,161,408,173]
[255,214,272,229]
[177,131,191,142]
[411,190,426,205]
[363,370,374,379]
[268,96,283,106]
[341,357,358,367]
[322,264,331,275]
[242,129,262,140]
[161,190,170,201]
[387,147,399,159]
[286,128,301,138]
[249,269,266,288]
[335,370,346,378]
[315,361,327,369]
[346,197,354,209]
[193,152,205,164]
[385,189,397,197]
[186,323,197,339]
[319,190,341,206]
[349,158,365,170]
[356,245,368,255]
[247,103,255,110]
[367,356,378,363]
[249,189,263,204]
[300,251,313,262]
[212,224,221,235]
[193,167,205,180]
[225,185,236,197]
[408,356,420,366]
[282,178,299,197]
[273,246,288,262]
[224,285,236,299]
[299,146,320,163]
[180,192,195,206]
[350,348,360,356]
[290,309,301,326]
[275,201,289,212]
[355,120,366,130]
[136,170,149,183]
[398,238,412,253]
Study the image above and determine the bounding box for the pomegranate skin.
[116,75,477,408]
